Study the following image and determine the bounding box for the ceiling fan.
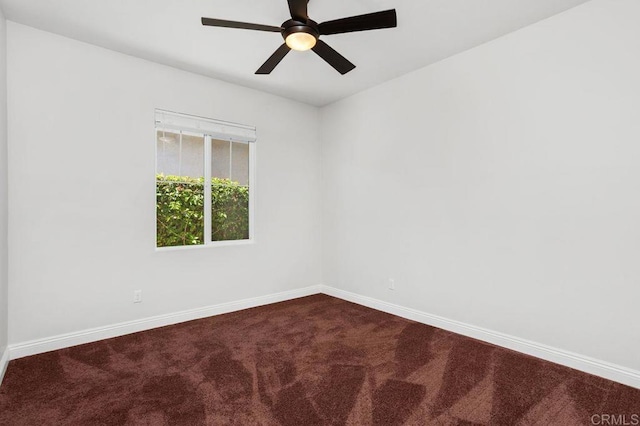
[201,0,397,75]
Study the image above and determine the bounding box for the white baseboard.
[7,283,639,390]
[8,285,322,360]
[0,346,8,386]
[319,285,640,390]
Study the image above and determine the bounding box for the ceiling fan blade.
[255,44,291,74]
[201,17,282,32]
[287,0,308,22]
[312,40,355,75]
[319,9,397,35]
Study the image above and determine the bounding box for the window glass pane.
[156,131,205,247]
[180,134,205,177]
[156,130,180,175]
[231,142,250,186]
[211,139,249,242]
[211,139,230,180]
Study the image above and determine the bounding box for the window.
[155,110,256,248]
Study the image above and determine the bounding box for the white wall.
[5,0,640,382]
[7,22,322,344]
[0,6,8,357]
[321,0,640,372]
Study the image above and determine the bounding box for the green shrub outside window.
[156,174,249,247]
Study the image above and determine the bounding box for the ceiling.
[0,0,589,106]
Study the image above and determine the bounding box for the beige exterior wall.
[156,131,249,185]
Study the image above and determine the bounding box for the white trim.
[155,109,257,143]
[6,284,639,390]
[8,285,322,360]
[203,134,212,245]
[248,141,256,242]
[155,239,254,252]
[319,285,640,390]
[0,346,9,386]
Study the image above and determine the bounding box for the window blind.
[155,109,256,143]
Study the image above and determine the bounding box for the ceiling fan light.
[285,32,317,51]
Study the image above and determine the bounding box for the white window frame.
[154,110,256,251]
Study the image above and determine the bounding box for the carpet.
[0,294,638,425]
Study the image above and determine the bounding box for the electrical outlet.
[133,290,143,303]
[388,278,395,291]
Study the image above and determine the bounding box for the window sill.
[155,239,255,252]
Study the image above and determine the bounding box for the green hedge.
[156,174,249,247]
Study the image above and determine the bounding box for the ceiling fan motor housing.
[281,19,320,41]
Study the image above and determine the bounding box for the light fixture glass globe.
[285,32,317,51]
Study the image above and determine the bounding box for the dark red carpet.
[0,294,638,425]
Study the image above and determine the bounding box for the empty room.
[0,0,639,424]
